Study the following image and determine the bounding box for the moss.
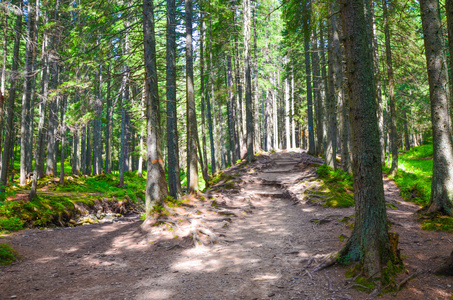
[419,211,453,233]
[0,243,18,265]
[310,165,355,208]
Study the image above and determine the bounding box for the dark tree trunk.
[20,1,36,186]
[383,0,398,176]
[339,0,399,277]
[199,8,210,182]
[227,54,238,163]
[312,27,322,155]
[60,96,67,184]
[420,0,453,216]
[446,0,453,122]
[186,0,198,192]
[143,0,168,212]
[320,23,328,153]
[81,125,86,175]
[119,66,129,186]
[166,0,182,197]
[403,108,410,151]
[244,0,254,162]
[105,64,112,174]
[0,9,21,190]
[303,1,315,155]
[207,8,216,173]
[93,64,103,175]
[326,3,338,169]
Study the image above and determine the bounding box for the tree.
[186,0,199,192]
[166,0,182,198]
[143,0,168,213]
[383,0,398,176]
[331,0,400,277]
[244,0,254,162]
[420,0,453,216]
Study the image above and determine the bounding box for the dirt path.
[1,150,452,299]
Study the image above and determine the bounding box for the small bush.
[0,243,17,265]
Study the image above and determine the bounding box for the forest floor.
[1,150,452,299]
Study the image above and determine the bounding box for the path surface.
[1,150,452,299]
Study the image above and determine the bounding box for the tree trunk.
[303,2,315,155]
[1,12,6,95]
[291,67,296,149]
[105,64,112,174]
[186,0,198,192]
[285,77,290,149]
[446,0,453,123]
[0,9,21,190]
[312,27,322,155]
[340,0,399,277]
[244,0,254,162]
[420,0,453,216]
[199,7,209,182]
[166,0,182,197]
[326,3,338,169]
[143,0,168,212]
[320,23,328,154]
[227,54,238,163]
[383,0,398,176]
[20,1,36,185]
[60,96,67,184]
[208,8,216,173]
[93,64,103,175]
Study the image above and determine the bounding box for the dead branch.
[313,252,339,272]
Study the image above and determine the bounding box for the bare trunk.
[143,0,168,212]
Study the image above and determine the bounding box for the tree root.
[185,217,218,247]
[396,270,422,291]
[313,251,339,272]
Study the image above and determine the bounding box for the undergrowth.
[315,165,354,208]
[0,243,18,265]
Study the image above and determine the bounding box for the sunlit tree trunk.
[186,0,199,192]
[420,0,453,216]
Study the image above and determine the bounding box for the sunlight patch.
[253,274,280,281]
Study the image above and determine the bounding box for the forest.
[1,0,453,298]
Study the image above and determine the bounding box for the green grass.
[386,142,453,233]
[315,165,355,208]
[384,144,433,206]
[0,243,17,265]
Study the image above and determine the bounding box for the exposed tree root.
[396,271,423,291]
[186,218,218,247]
[313,251,339,272]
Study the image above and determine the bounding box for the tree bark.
[383,0,398,176]
[244,0,254,162]
[0,8,21,190]
[312,27,322,155]
[186,0,198,192]
[143,0,168,212]
[420,0,453,216]
[20,0,36,185]
[199,6,209,182]
[105,64,112,174]
[166,0,182,197]
[303,1,315,155]
[340,0,399,276]
[326,3,338,169]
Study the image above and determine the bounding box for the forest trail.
[1,151,452,300]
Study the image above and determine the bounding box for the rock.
[75,215,99,225]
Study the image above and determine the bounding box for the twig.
[325,274,333,291]
[305,269,313,280]
[396,271,422,291]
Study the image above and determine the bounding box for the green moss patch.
[312,165,354,208]
[419,211,453,232]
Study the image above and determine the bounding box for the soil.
[1,150,452,300]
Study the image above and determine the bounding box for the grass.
[0,243,17,265]
[314,165,355,208]
[384,145,433,207]
[385,142,453,233]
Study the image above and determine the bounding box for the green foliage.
[0,243,17,265]
[315,165,354,208]
[207,171,234,188]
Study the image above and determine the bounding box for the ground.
[1,150,452,299]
